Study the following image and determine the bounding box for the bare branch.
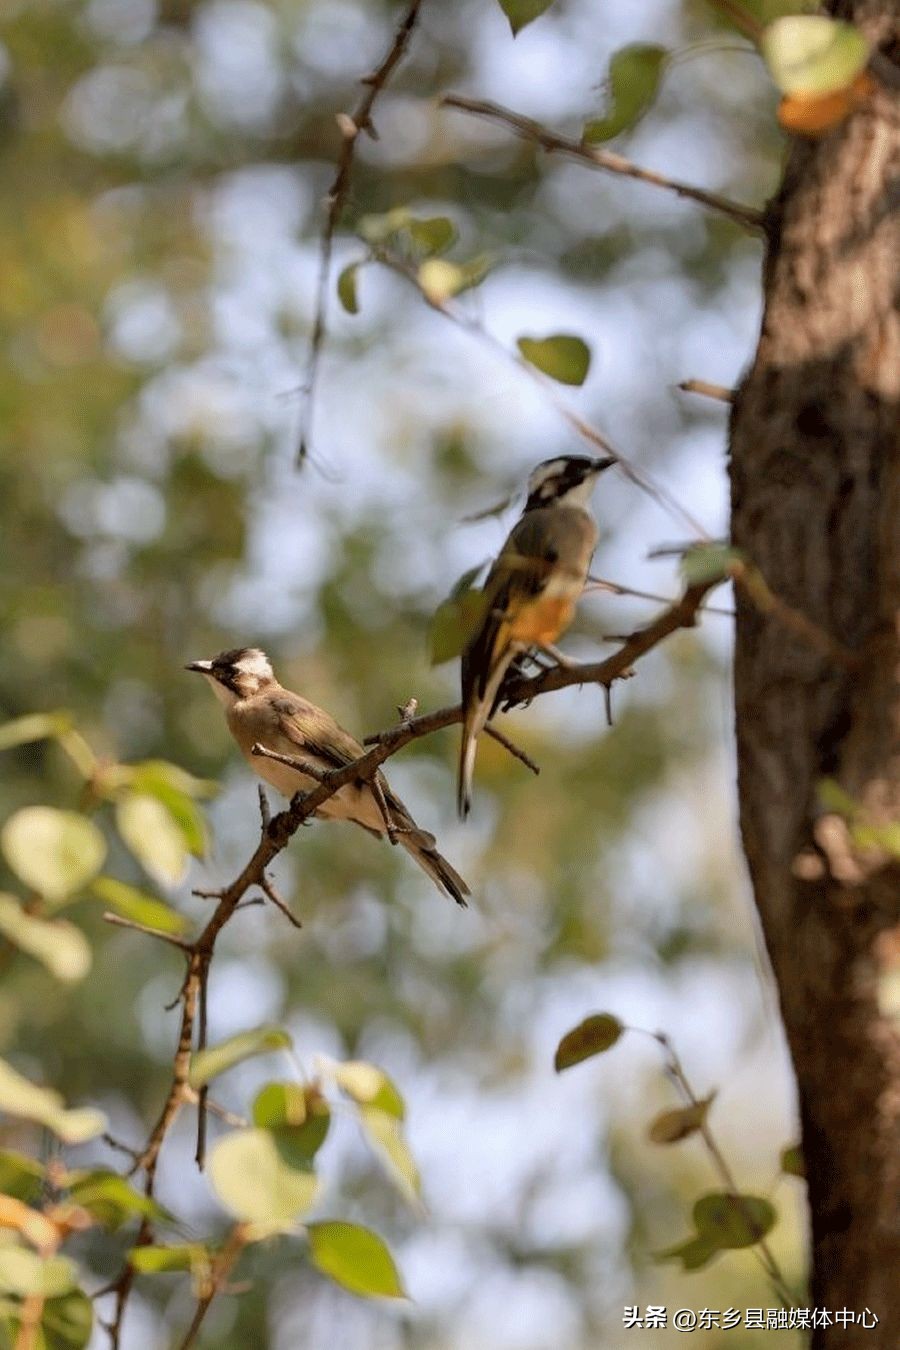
[102,912,192,952]
[441,94,766,234]
[258,873,302,929]
[678,378,736,403]
[298,0,426,465]
[484,724,540,776]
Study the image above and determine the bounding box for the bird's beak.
[185,660,213,674]
[591,456,617,474]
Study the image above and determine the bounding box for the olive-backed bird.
[458,454,615,818]
[187,648,469,906]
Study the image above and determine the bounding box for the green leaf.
[327,1061,405,1119]
[128,1243,212,1276]
[853,819,900,859]
[306,1222,405,1299]
[38,1290,93,1350]
[429,590,490,666]
[497,0,555,36]
[554,1013,624,1072]
[66,1171,170,1229]
[91,877,189,937]
[0,1249,76,1298]
[762,16,869,96]
[654,1233,719,1271]
[647,1094,715,1145]
[680,543,741,586]
[780,1143,805,1177]
[0,713,71,752]
[406,216,457,257]
[252,1082,331,1163]
[418,255,492,304]
[517,334,591,386]
[126,759,217,800]
[337,263,360,315]
[583,44,668,143]
[693,1192,777,1249]
[1,808,106,905]
[358,1107,422,1207]
[0,1152,44,1205]
[0,895,91,982]
[189,1026,292,1089]
[115,793,189,887]
[208,1129,320,1226]
[0,1058,106,1144]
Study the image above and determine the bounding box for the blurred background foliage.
[0,0,811,1346]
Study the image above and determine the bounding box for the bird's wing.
[270,694,365,773]
[463,509,560,701]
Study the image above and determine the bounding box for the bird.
[458,454,615,818]
[187,648,469,906]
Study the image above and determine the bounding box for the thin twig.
[374,249,712,542]
[441,94,766,234]
[258,873,302,929]
[585,573,736,617]
[102,912,192,951]
[176,1225,247,1350]
[298,0,426,464]
[653,1031,796,1308]
[678,378,735,403]
[484,724,540,776]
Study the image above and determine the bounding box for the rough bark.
[729,3,899,1345]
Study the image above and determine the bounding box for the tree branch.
[298,0,426,465]
[441,94,767,235]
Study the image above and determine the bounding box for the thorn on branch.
[258,873,303,929]
[678,378,735,403]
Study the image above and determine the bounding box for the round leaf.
[0,1248,76,1298]
[554,1014,624,1072]
[762,16,869,96]
[115,793,188,887]
[583,44,668,144]
[189,1026,292,1089]
[647,1095,714,1145]
[0,1151,45,1205]
[1,808,106,904]
[430,590,490,666]
[327,1061,405,1119]
[0,894,91,982]
[693,1192,777,1249]
[406,216,457,257]
[517,334,591,386]
[208,1129,320,1225]
[307,1221,405,1299]
[128,1243,211,1276]
[39,1290,93,1349]
[253,1082,331,1164]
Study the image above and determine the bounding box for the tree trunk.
[729,3,899,1345]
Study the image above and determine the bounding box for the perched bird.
[187,648,469,906]
[458,454,615,818]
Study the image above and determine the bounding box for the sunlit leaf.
[115,792,188,887]
[0,1248,76,1298]
[208,1129,319,1226]
[306,1221,405,1299]
[0,1059,106,1144]
[647,1094,715,1145]
[126,778,207,857]
[517,334,591,386]
[66,1171,170,1229]
[497,0,555,36]
[0,1152,45,1205]
[337,263,360,314]
[0,1195,60,1252]
[358,207,412,244]
[418,255,492,304]
[762,16,869,95]
[358,1106,422,1207]
[1,808,106,904]
[128,1243,212,1276]
[583,44,668,143]
[0,894,90,982]
[327,1061,404,1119]
[693,1192,777,1249]
[189,1026,292,1089]
[554,1013,624,1071]
[91,877,189,937]
[0,712,71,752]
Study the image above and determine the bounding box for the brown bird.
[458,454,615,818]
[187,648,469,905]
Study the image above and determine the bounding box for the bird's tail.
[386,789,470,907]
[457,709,481,821]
